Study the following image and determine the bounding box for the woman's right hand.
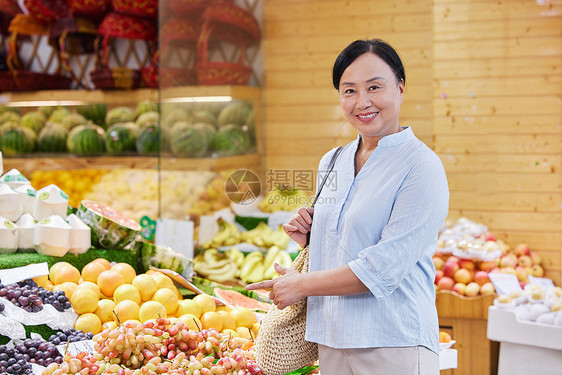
[282,206,314,248]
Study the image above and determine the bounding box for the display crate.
[436,290,498,375]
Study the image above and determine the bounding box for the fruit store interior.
[0,1,561,375]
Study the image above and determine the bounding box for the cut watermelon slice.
[214,288,271,312]
[77,200,140,249]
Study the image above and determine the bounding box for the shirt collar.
[356,126,415,148]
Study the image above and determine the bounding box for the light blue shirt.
[305,127,449,354]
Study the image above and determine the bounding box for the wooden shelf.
[3,153,262,174]
[0,86,261,107]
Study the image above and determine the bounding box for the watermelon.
[214,288,271,311]
[38,106,57,118]
[105,122,139,154]
[136,111,159,127]
[217,102,252,127]
[48,107,71,124]
[190,109,217,128]
[61,113,87,130]
[67,123,106,156]
[136,124,161,155]
[0,111,20,125]
[20,111,46,134]
[77,200,141,249]
[162,108,190,129]
[106,107,135,126]
[38,123,69,153]
[77,104,107,128]
[210,124,251,156]
[134,100,158,119]
[0,125,37,156]
[170,122,211,157]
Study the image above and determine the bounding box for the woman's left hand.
[245,263,306,310]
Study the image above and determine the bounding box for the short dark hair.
[332,39,405,90]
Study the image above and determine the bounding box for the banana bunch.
[258,187,311,213]
[201,218,242,249]
[193,248,238,283]
[241,223,291,249]
[238,246,294,283]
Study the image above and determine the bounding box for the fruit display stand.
[436,290,498,375]
[487,306,562,375]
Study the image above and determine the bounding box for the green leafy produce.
[106,106,135,126]
[105,122,139,154]
[38,123,69,152]
[67,123,105,156]
[0,124,36,156]
[210,124,251,156]
[20,111,46,134]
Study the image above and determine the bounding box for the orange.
[52,264,81,285]
[92,258,111,270]
[150,273,175,291]
[111,263,136,284]
[70,288,99,315]
[200,311,222,331]
[74,313,102,335]
[230,307,255,328]
[53,282,78,299]
[139,301,167,322]
[97,270,125,298]
[49,262,72,282]
[95,299,116,323]
[81,261,106,283]
[113,300,140,324]
[178,314,202,331]
[74,281,101,299]
[131,274,158,302]
[193,294,216,314]
[151,289,178,315]
[217,310,236,331]
[176,299,202,319]
[113,284,141,305]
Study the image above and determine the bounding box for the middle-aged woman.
[247,39,449,375]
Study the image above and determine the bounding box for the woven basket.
[49,16,97,54]
[254,246,318,375]
[69,0,110,20]
[195,3,259,86]
[111,0,157,18]
[164,0,233,19]
[141,50,158,88]
[0,0,21,17]
[159,18,198,88]
[90,66,141,89]
[23,0,71,24]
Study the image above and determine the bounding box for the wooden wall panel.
[433,0,562,284]
[263,0,561,284]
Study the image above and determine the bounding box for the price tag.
[56,340,96,356]
[0,262,49,285]
[528,275,555,290]
[489,273,522,296]
[155,218,194,259]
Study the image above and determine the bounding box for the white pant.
[318,344,439,375]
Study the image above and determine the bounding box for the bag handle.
[305,146,343,247]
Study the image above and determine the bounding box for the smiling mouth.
[357,112,379,119]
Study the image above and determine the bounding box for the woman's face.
[338,53,404,142]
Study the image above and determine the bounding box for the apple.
[447,256,460,264]
[453,282,466,296]
[459,259,476,271]
[519,281,527,289]
[499,254,517,268]
[443,261,460,278]
[435,270,444,284]
[514,266,528,282]
[482,232,496,242]
[454,268,473,284]
[517,255,532,267]
[478,260,497,272]
[437,276,454,291]
[480,282,495,295]
[530,251,542,265]
[474,271,490,286]
[514,243,531,257]
[465,282,480,297]
[501,266,516,275]
[531,264,544,277]
[432,257,445,270]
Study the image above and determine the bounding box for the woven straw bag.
[254,245,317,375]
[253,146,343,375]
